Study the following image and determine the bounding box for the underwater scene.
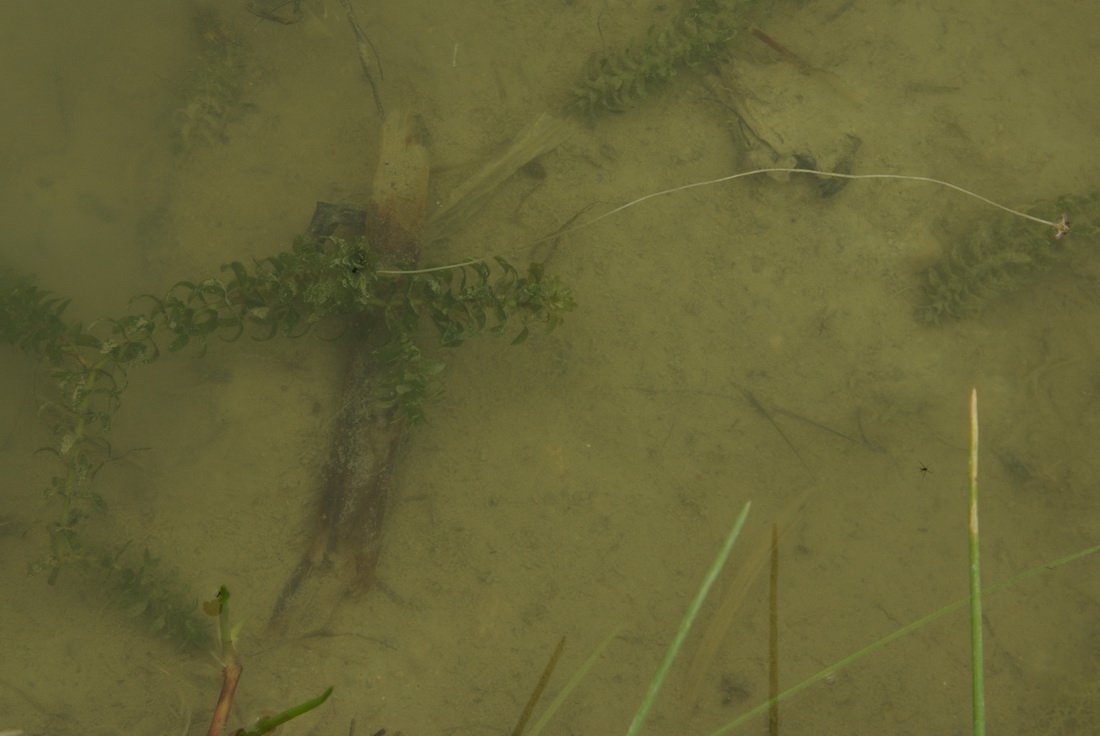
[1,0,1099,734]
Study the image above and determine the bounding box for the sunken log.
[268,112,429,633]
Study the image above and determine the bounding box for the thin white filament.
[377,168,1065,276]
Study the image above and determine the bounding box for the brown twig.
[512,637,566,736]
[206,587,243,736]
[207,654,242,736]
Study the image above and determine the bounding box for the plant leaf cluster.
[175,9,246,151]
[567,0,739,117]
[917,192,1100,324]
[104,544,211,650]
[1,235,574,646]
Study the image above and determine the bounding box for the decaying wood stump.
[268,111,430,634]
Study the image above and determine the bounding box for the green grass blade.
[706,541,1100,736]
[968,389,985,736]
[626,501,752,736]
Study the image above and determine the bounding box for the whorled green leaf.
[5,235,575,648]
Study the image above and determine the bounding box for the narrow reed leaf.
[707,541,1100,736]
[626,501,752,736]
[968,389,985,736]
